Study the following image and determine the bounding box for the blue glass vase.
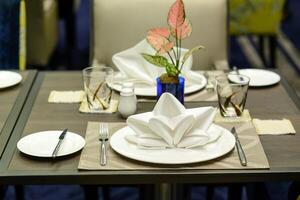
[156,76,185,104]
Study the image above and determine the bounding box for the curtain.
[0,0,20,69]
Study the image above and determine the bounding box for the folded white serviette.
[126,93,222,149]
[252,118,296,135]
[112,39,198,86]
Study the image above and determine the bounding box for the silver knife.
[231,127,247,166]
[52,129,68,158]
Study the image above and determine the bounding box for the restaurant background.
[0,0,299,199]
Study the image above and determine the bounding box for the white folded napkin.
[112,39,195,86]
[126,93,222,149]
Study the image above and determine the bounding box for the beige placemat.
[48,90,85,103]
[252,118,296,135]
[214,109,252,123]
[78,121,269,170]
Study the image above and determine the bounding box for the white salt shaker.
[118,83,137,118]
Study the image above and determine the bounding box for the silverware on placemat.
[231,127,247,166]
[52,129,68,158]
[99,123,109,166]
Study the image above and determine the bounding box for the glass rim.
[82,66,114,77]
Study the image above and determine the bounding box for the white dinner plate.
[0,71,22,89]
[229,69,280,87]
[110,72,207,96]
[110,124,235,164]
[17,131,85,158]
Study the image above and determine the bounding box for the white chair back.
[91,0,228,70]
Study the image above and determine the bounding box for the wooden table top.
[0,71,299,184]
[0,70,37,159]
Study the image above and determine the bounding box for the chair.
[91,0,229,70]
[26,0,58,67]
[230,0,286,68]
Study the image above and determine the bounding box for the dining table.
[0,70,37,159]
[0,70,299,199]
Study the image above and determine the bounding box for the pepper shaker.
[118,83,137,118]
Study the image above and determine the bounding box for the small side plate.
[0,71,22,89]
[229,69,280,87]
[17,131,85,158]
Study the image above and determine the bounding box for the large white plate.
[110,72,207,96]
[17,131,85,158]
[230,69,280,87]
[110,124,235,164]
[0,71,22,89]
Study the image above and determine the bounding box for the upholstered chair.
[91,0,229,71]
[26,0,58,66]
[230,0,286,67]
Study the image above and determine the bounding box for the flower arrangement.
[142,0,204,83]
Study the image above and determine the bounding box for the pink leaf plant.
[142,0,204,78]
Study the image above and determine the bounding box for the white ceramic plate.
[110,72,207,96]
[110,124,235,164]
[0,71,22,89]
[17,131,85,158]
[229,69,280,87]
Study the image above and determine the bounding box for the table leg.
[14,185,25,200]
[81,185,99,200]
[228,184,243,200]
[139,184,155,200]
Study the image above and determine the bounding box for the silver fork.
[99,123,109,166]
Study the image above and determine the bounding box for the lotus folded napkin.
[252,118,296,135]
[112,39,203,86]
[126,93,221,149]
[48,90,85,103]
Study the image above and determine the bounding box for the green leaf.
[182,45,205,65]
[142,53,179,77]
[166,63,178,77]
[141,53,169,68]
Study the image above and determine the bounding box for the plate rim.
[17,130,85,158]
[0,71,22,89]
[110,124,235,164]
[110,72,207,96]
[229,69,281,87]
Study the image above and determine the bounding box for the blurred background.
[0,0,299,199]
[1,0,299,95]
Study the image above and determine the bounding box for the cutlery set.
[50,125,247,167]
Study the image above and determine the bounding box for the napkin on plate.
[126,93,222,149]
[112,40,203,86]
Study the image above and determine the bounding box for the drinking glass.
[82,66,114,110]
[216,74,250,117]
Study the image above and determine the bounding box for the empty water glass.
[216,74,250,117]
[82,66,113,111]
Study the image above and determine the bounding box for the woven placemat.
[78,121,269,170]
